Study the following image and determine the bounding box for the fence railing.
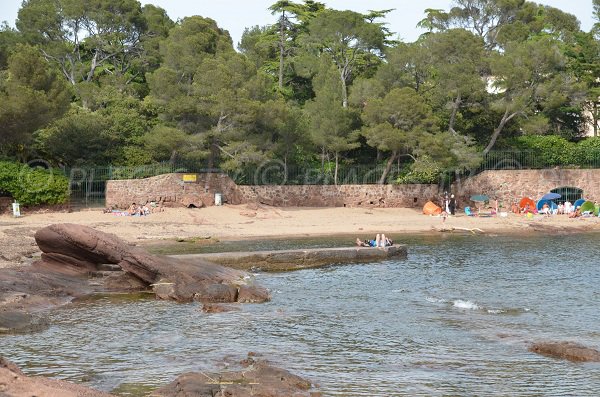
[62,151,600,207]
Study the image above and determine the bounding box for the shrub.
[0,161,69,205]
[510,135,576,166]
[573,137,600,166]
[396,157,441,184]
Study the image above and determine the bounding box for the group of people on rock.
[356,234,393,248]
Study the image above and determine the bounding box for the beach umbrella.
[574,198,586,208]
[470,194,489,202]
[536,199,557,211]
[519,197,535,211]
[541,192,561,201]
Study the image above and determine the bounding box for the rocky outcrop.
[0,356,115,397]
[151,354,320,397]
[33,223,270,303]
[529,341,600,362]
[0,223,269,334]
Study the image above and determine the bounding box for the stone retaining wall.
[106,173,243,209]
[453,169,600,207]
[236,184,438,207]
[106,169,600,210]
[105,173,439,208]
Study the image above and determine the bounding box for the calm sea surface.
[2,233,600,396]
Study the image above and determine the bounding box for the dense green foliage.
[0,161,69,205]
[0,0,599,186]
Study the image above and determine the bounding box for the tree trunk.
[334,152,339,185]
[483,108,518,155]
[448,92,461,134]
[379,151,398,185]
[594,101,598,137]
[341,77,348,108]
[278,12,285,90]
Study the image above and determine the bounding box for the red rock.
[529,341,600,362]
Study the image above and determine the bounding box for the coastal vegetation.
[0,0,600,187]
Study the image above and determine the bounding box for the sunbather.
[356,233,393,247]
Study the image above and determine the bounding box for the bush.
[396,158,441,184]
[572,137,600,166]
[510,135,576,166]
[0,161,69,205]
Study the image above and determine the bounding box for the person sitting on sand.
[541,202,550,216]
[511,202,519,214]
[127,203,138,216]
[356,234,393,248]
[568,207,581,218]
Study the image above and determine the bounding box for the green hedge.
[500,136,600,167]
[0,161,69,205]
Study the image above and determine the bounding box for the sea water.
[2,233,600,396]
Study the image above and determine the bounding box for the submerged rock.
[201,303,241,313]
[529,341,600,362]
[0,356,115,397]
[151,354,320,397]
[0,310,49,334]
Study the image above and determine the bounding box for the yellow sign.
[182,174,197,182]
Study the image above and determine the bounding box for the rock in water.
[0,356,115,397]
[529,341,600,362]
[33,223,270,303]
[151,354,321,397]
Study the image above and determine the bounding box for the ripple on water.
[2,233,600,396]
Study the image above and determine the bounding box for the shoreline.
[2,204,600,268]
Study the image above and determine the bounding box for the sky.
[0,0,595,46]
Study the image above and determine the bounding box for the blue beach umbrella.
[541,192,561,201]
[536,199,558,211]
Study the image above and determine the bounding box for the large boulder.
[151,354,320,397]
[33,223,270,303]
[529,341,600,362]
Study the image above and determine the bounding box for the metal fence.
[65,163,219,208]
[227,163,396,186]
[63,151,600,207]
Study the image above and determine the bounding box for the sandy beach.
[1,204,599,268]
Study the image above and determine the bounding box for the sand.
[1,204,599,268]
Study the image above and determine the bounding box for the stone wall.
[106,173,243,209]
[237,184,438,208]
[105,169,600,210]
[453,169,600,206]
[105,173,439,208]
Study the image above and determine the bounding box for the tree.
[301,9,386,107]
[418,0,580,50]
[424,29,486,134]
[268,1,302,90]
[361,87,439,183]
[484,36,581,153]
[0,23,23,69]
[305,63,359,183]
[17,0,151,104]
[0,44,71,158]
[36,108,112,166]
